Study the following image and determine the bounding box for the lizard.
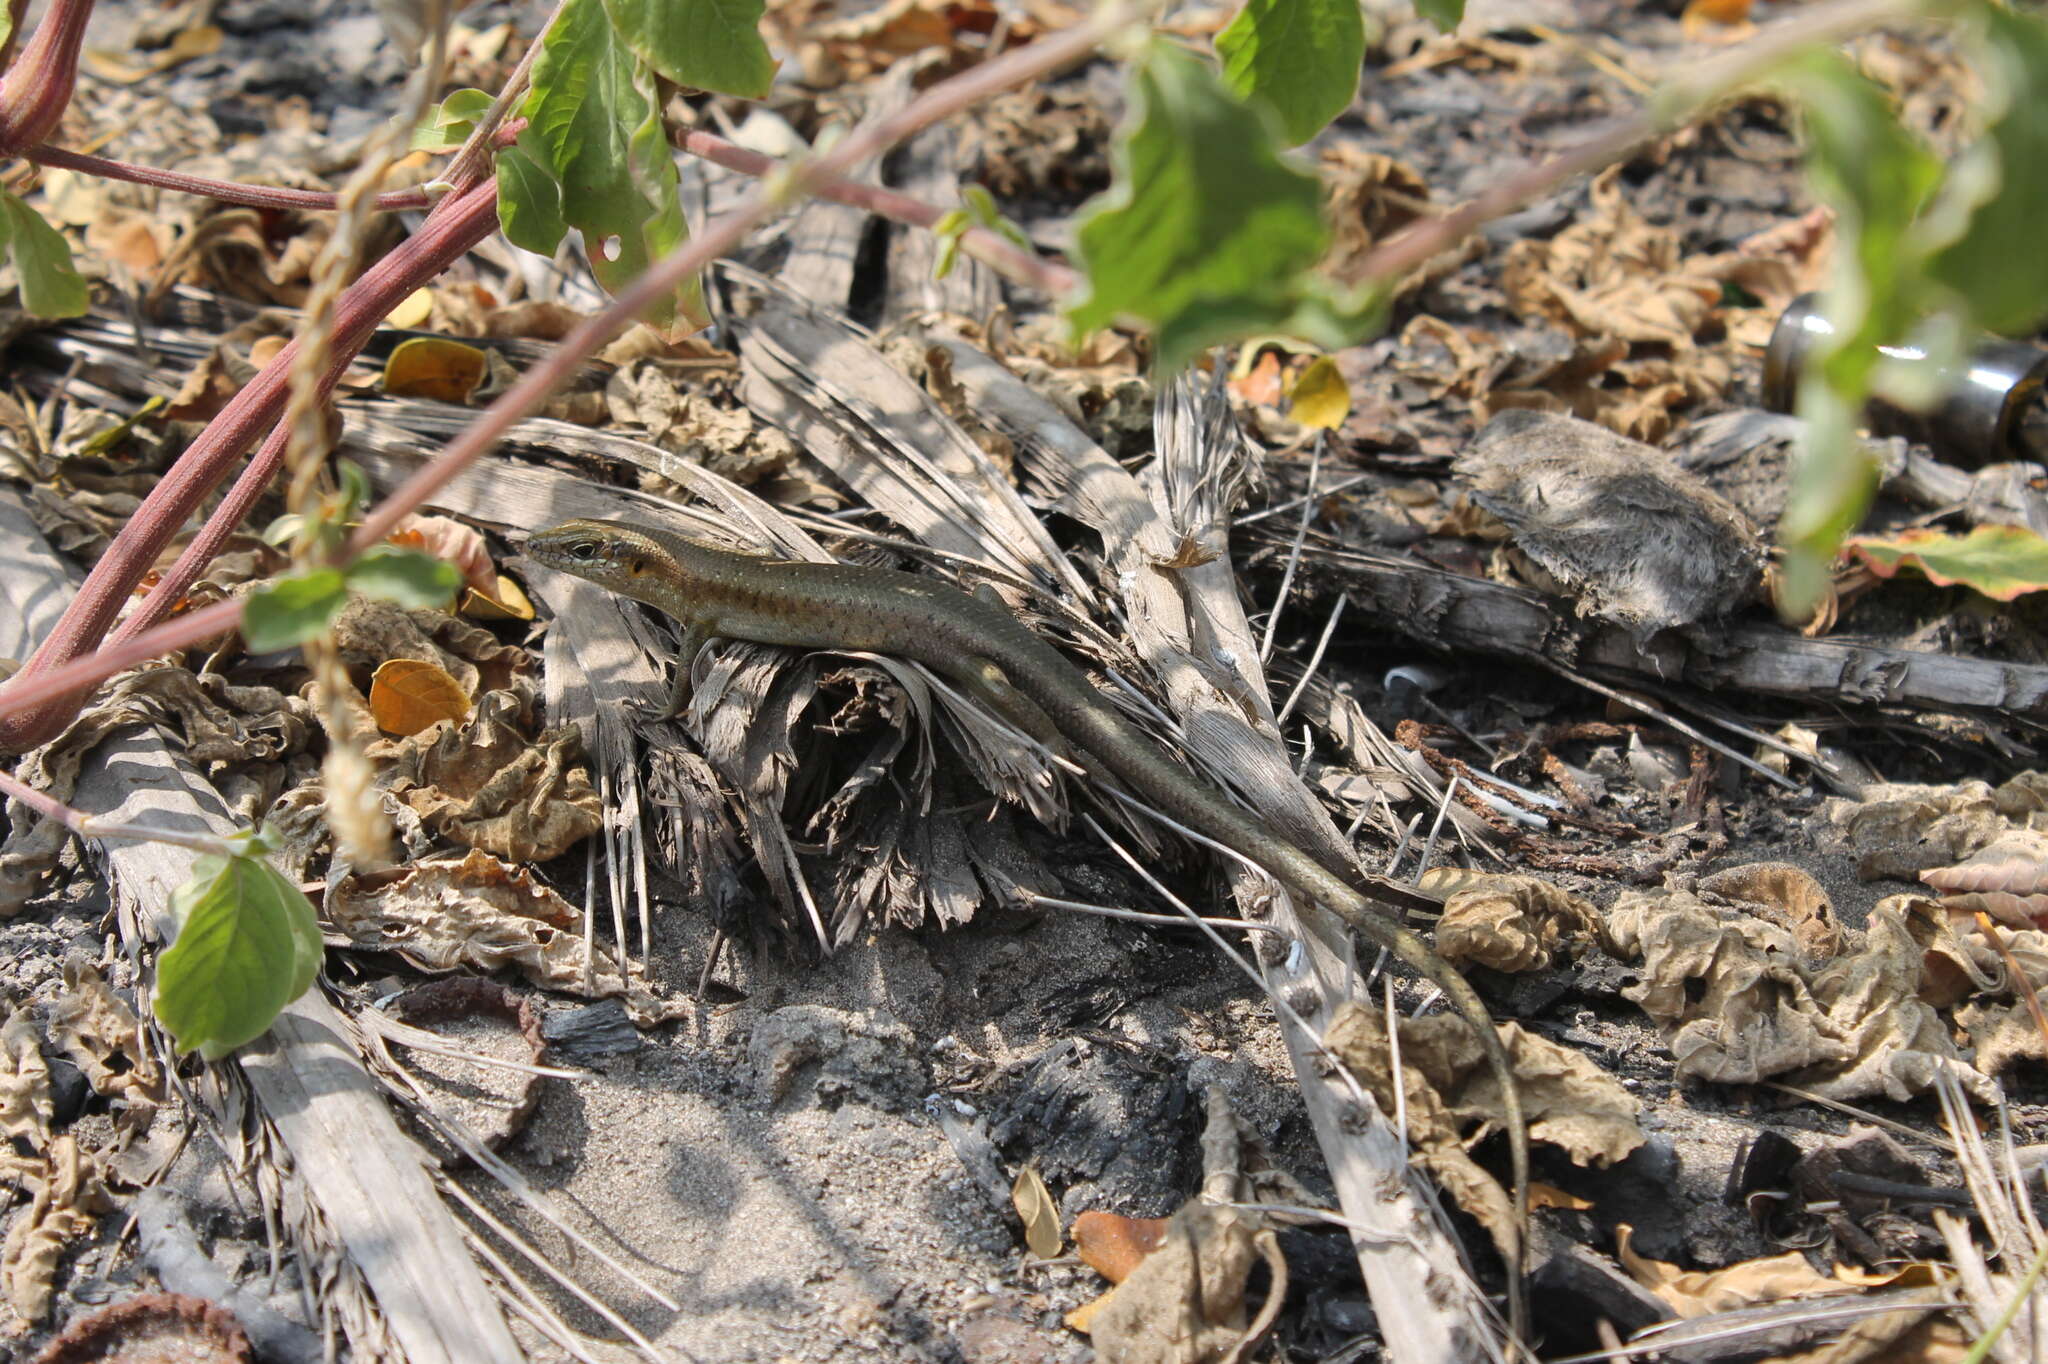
[527,516,1531,1339]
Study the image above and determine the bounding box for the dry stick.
[24,145,432,212]
[348,0,1142,554]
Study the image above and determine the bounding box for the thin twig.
[25,144,432,211]
[1275,592,1347,727]
[1260,437,1322,664]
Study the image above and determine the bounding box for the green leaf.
[1927,5,2048,335]
[495,144,569,257]
[1216,0,1365,145]
[513,0,697,328]
[0,191,87,319]
[242,569,349,651]
[346,544,461,609]
[1069,42,1332,374]
[1771,52,1946,613]
[413,88,495,153]
[602,0,775,98]
[1411,0,1462,30]
[154,847,323,1059]
[1846,524,2048,601]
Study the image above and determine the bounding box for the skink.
[528,517,1529,1331]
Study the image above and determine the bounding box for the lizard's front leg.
[657,620,713,720]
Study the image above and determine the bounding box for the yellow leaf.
[385,288,435,330]
[1286,355,1351,430]
[460,574,536,622]
[1011,1164,1062,1260]
[369,659,472,737]
[383,336,488,403]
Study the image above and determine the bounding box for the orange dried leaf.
[1530,1183,1593,1212]
[369,659,472,737]
[1072,1210,1170,1284]
[383,336,488,403]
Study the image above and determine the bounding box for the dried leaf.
[1011,1165,1063,1260]
[1073,1210,1169,1284]
[80,23,222,82]
[1285,354,1350,429]
[1617,1224,1856,1317]
[383,335,489,403]
[387,515,496,599]
[1424,869,1598,972]
[1075,1202,1286,1364]
[460,574,537,621]
[385,287,435,328]
[0,1137,113,1321]
[1604,890,1989,1101]
[1922,843,2048,896]
[1698,862,1841,962]
[369,658,472,737]
[1326,1003,1643,1259]
[326,850,685,1025]
[371,690,601,862]
[0,1009,51,1144]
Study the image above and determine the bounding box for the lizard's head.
[525,519,666,597]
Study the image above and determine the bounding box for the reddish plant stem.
[107,419,291,648]
[0,598,241,723]
[678,129,1077,297]
[25,145,435,212]
[0,0,92,155]
[0,178,501,752]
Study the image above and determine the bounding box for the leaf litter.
[3,1,2048,1361]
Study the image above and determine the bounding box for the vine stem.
[0,765,230,854]
[0,179,501,751]
[24,145,434,212]
[437,0,571,193]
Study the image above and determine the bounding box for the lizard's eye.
[568,539,598,562]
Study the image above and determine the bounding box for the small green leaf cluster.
[243,545,460,651]
[154,824,323,1059]
[1061,0,1465,371]
[932,185,1031,279]
[490,0,776,330]
[1777,3,2048,608]
[246,462,460,650]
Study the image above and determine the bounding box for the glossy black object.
[1762,291,2048,467]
